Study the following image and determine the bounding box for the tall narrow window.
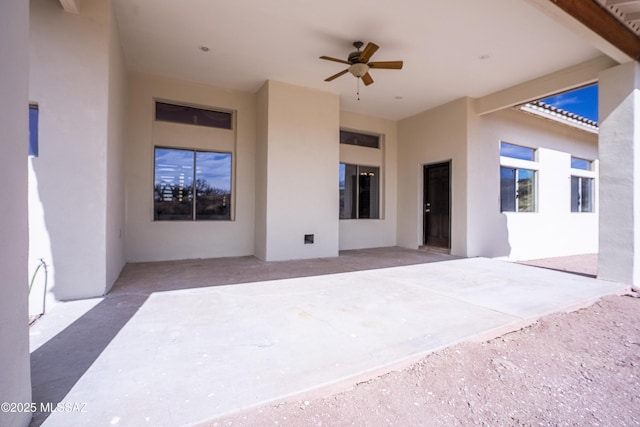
[570,157,594,213]
[29,104,39,157]
[571,176,593,212]
[500,141,537,212]
[339,163,380,219]
[154,147,231,221]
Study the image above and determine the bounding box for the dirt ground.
[211,294,640,426]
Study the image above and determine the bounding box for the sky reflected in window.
[571,157,592,170]
[196,151,231,192]
[500,142,535,161]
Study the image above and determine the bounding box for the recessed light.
[479,54,490,60]
[199,46,210,52]
[395,96,404,100]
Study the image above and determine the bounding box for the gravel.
[210,294,640,426]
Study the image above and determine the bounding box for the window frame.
[154,100,233,130]
[570,157,596,213]
[500,166,537,212]
[499,141,538,213]
[153,146,233,222]
[570,156,592,171]
[571,176,594,213]
[339,129,380,149]
[339,163,381,220]
[500,141,535,161]
[29,104,39,157]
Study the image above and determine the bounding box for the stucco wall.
[397,98,469,256]
[125,73,256,262]
[468,108,599,260]
[257,81,340,261]
[598,61,640,285]
[339,111,398,250]
[29,0,124,302]
[254,83,269,260]
[397,97,598,260]
[105,4,127,292]
[0,1,31,425]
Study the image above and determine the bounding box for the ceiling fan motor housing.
[349,41,365,63]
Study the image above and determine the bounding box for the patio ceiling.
[109,0,633,120]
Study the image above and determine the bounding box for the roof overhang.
[527,0,640,62]
[518,101,599,134]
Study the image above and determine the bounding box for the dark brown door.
[423,162,451,248]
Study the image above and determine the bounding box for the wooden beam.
[59,0,80,14]
[547,0,640,60]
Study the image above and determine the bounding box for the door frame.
[423,160,452,249]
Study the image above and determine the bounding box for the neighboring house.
[1,1,638,425]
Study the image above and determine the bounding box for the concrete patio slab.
[29,252,628,427]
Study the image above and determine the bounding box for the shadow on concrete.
[517,264,597,279]
[29,247,456,426]
[109,247,459,295]
[30,294,148,426]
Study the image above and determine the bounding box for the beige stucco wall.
[29,0,126,304]
[339,111,398,250]
[0,1,31,425]
[256,81,340,261]
[468,108,599,260]
[125,73,256,262]
[397,98,470,256]
[254,83,269,260]
[105,4,128,291]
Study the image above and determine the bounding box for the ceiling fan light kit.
[319,41,404,94]
[348,62,369,78]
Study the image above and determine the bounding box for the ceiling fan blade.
[368,61,403,69]
[359,42,379,63]
[325,69,349,82]
[361,72,374,86]
[320,55,351,65]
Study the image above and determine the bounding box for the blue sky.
[540,84,598,122]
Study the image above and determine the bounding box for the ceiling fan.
[320,41,403,86]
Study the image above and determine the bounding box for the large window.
[339,163,380,219]
[154,147,232,221]
[500,141,537,212]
